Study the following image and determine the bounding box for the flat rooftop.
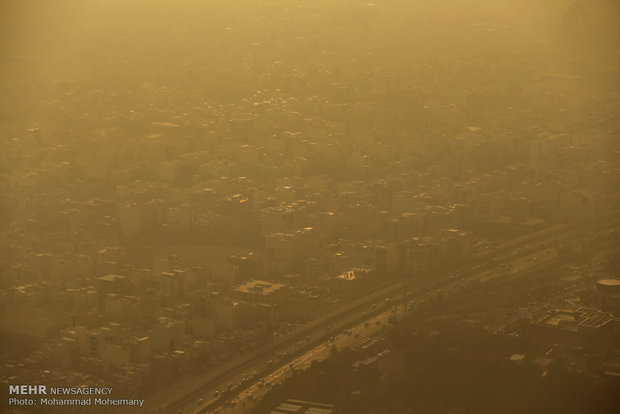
[98,274,126,282]
[271,399,335,414]
[234,280,286,295]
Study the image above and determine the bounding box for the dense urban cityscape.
[1,0,619,413]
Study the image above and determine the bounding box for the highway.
[132,213,618,414]
[197,223,620,414]
[203,307,397,414]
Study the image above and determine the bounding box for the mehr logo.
[9,385,47,395]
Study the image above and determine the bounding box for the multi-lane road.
[204,306,398,414]
[135,214,618,414]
